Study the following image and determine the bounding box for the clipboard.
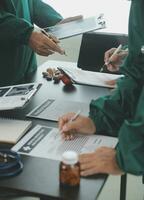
[44,15,106,39]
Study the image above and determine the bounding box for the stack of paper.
[0,118,32,144]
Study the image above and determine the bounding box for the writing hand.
[58,113,96,140]
[104,47,128,72]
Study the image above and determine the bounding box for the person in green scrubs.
[59,0,144,176]
[0,0,64,86]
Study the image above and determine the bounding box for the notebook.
[27,99,89,121]
[0,118,32,144]
[12,125,118,161]
[58,67,124,88]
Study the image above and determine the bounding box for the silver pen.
[59,110,81,136]
[100,44,122,72]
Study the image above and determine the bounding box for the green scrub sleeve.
[32,0,63,28]
[116,88,144,175]
[0,10,34,46]
[89,76,142,137]
[121,53,144,84]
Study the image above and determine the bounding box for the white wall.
[37,34,82,65]
[37,0,131,66]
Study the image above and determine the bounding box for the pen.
[100,44,122,72]
[68,110,81,124]
[41,29,67,56]
[60,110,81,136]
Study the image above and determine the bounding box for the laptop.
[0,83,42,110]
[77,32,128,72]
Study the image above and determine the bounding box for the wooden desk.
[0,60,111,200]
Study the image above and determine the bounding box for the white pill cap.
[62,151,78,165]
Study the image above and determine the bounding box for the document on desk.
[12,125,118,161]
[59,66,124,88]
[27,99,89,121]
[44,15,106,39]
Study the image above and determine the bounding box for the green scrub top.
[89,0,144,175]
[0,0,62,86]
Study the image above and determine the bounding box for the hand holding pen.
[100,44,128,72]
[58,110,96,140]
[41,29,66,55]
[59,110,81,140]
[29,30,66,56]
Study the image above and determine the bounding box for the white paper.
[27,99,89,121]
[12,125,118,161]
[60,66,124,88]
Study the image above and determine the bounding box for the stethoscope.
[0,149,23,178]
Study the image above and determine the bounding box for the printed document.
[27,99,89,121]
[12,125,118,161]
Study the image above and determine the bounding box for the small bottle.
[59,151,80,187]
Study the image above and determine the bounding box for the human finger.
[79,153,101,176]
[107,63,120,72]
[58,113,76,131]
[61,129,76,140]
[43,36,65,55]
[41,29,60,43]
[36,48,54,56]
[48,33,60,43]
[104,48,116,64]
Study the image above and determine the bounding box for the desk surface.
[0,60,111,200]
[0,155,107,200]
[1,61,110,123]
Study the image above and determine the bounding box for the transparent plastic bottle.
[59,151,80,187]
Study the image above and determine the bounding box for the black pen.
[41,29,67,56]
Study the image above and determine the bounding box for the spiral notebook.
[0,118,32,144]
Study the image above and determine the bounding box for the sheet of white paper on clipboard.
[12,125,118,161]
[44,15,106,39]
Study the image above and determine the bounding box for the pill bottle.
[59,151,80,187]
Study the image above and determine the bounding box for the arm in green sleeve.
[121,53,144,84]
[0,10,34,46]
[31,0,63,28]
[116,87,144,175]
[89,76,142,137]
